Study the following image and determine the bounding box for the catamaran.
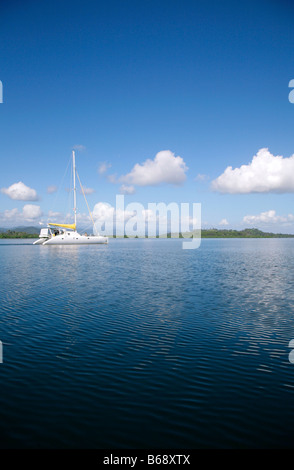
[33,151,108,245]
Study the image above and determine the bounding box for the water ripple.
[1,238,294,448]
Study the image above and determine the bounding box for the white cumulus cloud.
[48,210,62,218]
[81,187,95,195]
[93,202,115,221]
[119,184,136,195]
[1,181,39,200]
[2,208,19,220]
[92,202,135,235]
[47,185,58,194]
[120,150,188,186]
[73,144,86,152]
[93,202,134,223]
[211,148,294,194]
[98,162,111,175]
[195,173,209,182]
[243,210,294,225]
[0,204,43,225]
[219,218,229,226]
[22,204,43,220]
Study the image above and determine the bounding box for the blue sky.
[1,0,294,232]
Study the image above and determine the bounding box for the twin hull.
[44,236,108,245]
[34,232,108,245]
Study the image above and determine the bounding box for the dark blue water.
[1,238,294,448]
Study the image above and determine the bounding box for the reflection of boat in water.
[33,151,108,246]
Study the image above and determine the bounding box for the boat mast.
[72,150,77,229]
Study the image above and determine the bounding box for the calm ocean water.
[1,237,294,448]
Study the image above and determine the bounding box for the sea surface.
[1,237,294,448]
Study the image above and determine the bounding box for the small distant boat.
[34,151,108,246]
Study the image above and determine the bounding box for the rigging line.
[76,170,95,227]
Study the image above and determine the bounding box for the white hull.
[33,238,48,245]
[44,236,108,245]
[34,232,108,245]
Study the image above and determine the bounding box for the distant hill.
[177,228,294,238]
[114,228,294,238]
[1,226,294,239]
[0,226,39,238]
[0,226,39,234]
[12,226,40,234]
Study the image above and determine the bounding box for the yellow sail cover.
[48,223,76,230]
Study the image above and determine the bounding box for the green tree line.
[0,230,39,239]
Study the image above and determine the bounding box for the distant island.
[195,228,294,238]
[1,226,294,239]
[116,228,294,238]
[0,229,39,239]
